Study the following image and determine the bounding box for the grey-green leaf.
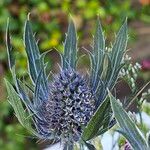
[111,19,127,68]
[91,19,105,91]
[84,142,96,150]
[107,19,128,88]
[5,79,39,137]
[62,18,77,69]
[109,91,148,150]
[82,97,111,141]
[34,68,45,107]
[147,131,150,148]
[24,20,40,83]
[11,67,34,111]
[24,19,48,100]
[6,19,15,69]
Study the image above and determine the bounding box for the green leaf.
[82,97,111,141]
[6,19,15,69]
[91,19,105,91]
[24,19,48,100]
[90,19,127,107]
[107,19,128,88]
[10,67,34,111]
[96,116,115,136]
[34,68,45,106]
[62,18,77,69]
[84,142,96,150]
[109,91,148,150]
[111,19,127,68]
[5,79,39,137]
[96,54,112,105]
[147,131,150,148]
[24,20,40,82]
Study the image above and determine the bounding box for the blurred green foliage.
[0,0,149,66]
[0,0,149,149]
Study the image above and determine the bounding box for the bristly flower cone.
[43,68,95,142]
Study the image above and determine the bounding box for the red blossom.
[141,59,150,71]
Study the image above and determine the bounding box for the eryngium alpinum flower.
[6,16,127,148]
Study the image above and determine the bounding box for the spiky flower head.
[44,68,95,142]
[6,16,128,148]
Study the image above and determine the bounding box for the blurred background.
[0,0,150,149]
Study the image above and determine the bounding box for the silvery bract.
[6,17,130,149]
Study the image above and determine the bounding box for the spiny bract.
[6,16,127,148]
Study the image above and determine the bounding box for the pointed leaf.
[24,19,48,99]
[147,131,150,148]
[111,19,127,68]
[82,97,111,141]
[34,69,46,106]
[96,116,115,136]
[10,67,34,111]
[96,54,112,105]
[91,19,105,91]
[109,91,148,150]
[24,20,40,82]
[107,19,128,88]
[95,20,128,106]
[84,142,96,150]
[6,19,14,69]
[16,79,33,108]
[5,79,39,137]
[62,19,77,69]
